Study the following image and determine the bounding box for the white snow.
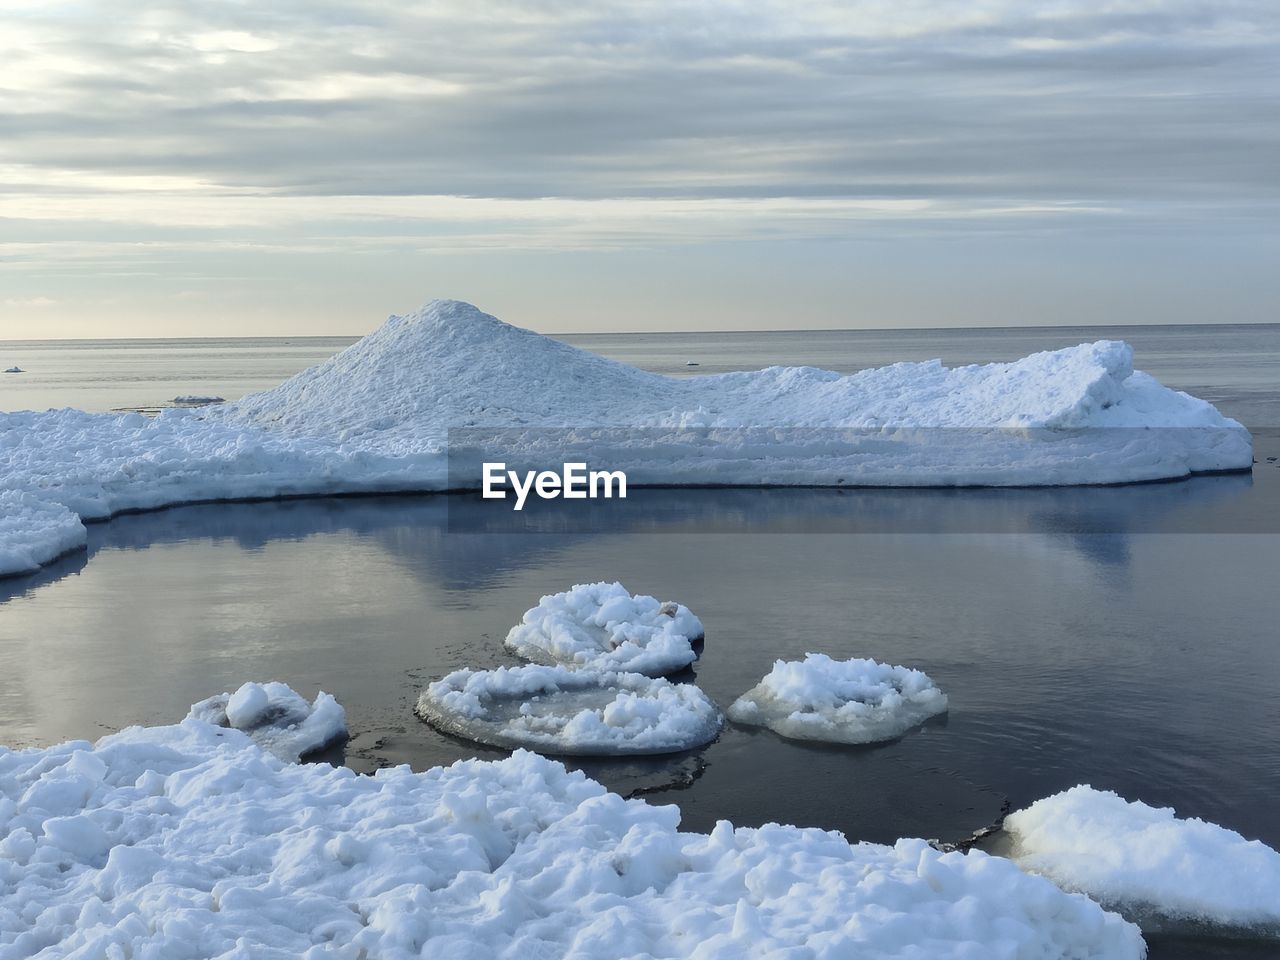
[505,582,705,676]
[185,681,347,762]
[727,654,949,744]
[0,298,1253,579]
[1004,785,1280,934]
[0,717,1145,959]
[0,490,87,576]
[417,664,722,756]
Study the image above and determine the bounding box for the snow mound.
[0,723,1145,958]
[727,653,949,744]
[504,582,705,676]
[185,681,347,761]
[417,664,723,756]
[0,298,1253,579]
[1004,785,1280,934]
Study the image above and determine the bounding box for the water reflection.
[1,475,1277,960]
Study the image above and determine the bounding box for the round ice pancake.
[416,664,722,756]
[186,680,347,761]
[727,653,947,744]
[504,582,705,676]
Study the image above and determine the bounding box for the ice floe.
[185,681,347,761]
[417,664,722,756]
[0,717,1146,958]
[727,653,949,744]
[1003,785,1280,935]
[504,582,705,676]
[1,298,1253,579]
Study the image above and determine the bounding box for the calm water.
[2,325,1278,958]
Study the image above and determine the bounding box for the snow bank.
[417,664,722,756]
[0,721,1145,958]
[504,582,705,676]
[1004,785,1280,934]
[1,298,1252,579]
[0,491,86,576]
[185,681,347,761]
[728,654,949,744]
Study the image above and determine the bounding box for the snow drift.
[417,664,722,756]
[1004,785,1280,935]
[185,681,347,762]
[0,298,1253,579]
[727,654,949,744]
[0,717,1146,958]
[505,582,705,676]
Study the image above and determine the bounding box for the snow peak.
[482,462,627,511]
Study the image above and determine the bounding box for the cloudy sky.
[2,0,1277,336]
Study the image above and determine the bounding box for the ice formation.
[1004,785,1280,934]
[727,654,949,744]
[0,719,1145,958]
[417,664,722,756]
[1,298,1253,579]
[504,582,705,676]
[185,681,347,762]
[0,490,87,576]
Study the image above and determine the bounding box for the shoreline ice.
[1003,785,1280,935]
[0,713,1146,958]
[0,299,1253,579]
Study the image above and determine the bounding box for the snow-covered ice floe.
[0,298,1253,579]
[417,664,722,756]
[505,582,705,676]
[0,719,1146,959]
[171,395,226,405]
[1003,785,1280,936]
[727,653,948,744]
[185,681,347,762]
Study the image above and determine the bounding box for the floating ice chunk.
[1003,785,1280,934]
[727,653,948,744]
[504,582,705,676]
[417,663,723,756]
[0,725,1145,958]
[3,366,22,374]
[185,681,347,761]
[171,395,225,405]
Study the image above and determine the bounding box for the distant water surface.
[2,323,1278,426]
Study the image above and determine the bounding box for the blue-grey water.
[2,325,1278,959]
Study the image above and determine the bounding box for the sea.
[2,324,1278,959]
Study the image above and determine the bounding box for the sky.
[1,0,1277,337]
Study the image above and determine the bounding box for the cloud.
[0,1,1275,333]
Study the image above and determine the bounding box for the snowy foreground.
[1004,786,1280,935]
[727,654,948,745]
[0,714,1146,959]
[0,299,1252,579]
